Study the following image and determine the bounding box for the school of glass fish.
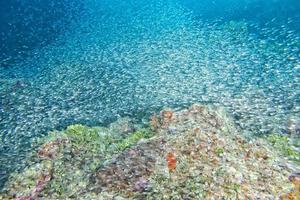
[0,0,299,193]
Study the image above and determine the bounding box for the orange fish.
[166,152,176,172]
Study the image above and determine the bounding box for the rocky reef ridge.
[0,104,299,199]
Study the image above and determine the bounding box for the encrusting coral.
[0,104,299,199]
[280,175,300,200]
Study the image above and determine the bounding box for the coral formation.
[0,104,299,199]
[0,121,152,199]
[280,175,300,200]
[89,137,164,197]
[146,104,295,199]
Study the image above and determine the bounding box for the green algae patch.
[116,128,154,151]
[266,133,300,165]
[215,147,224,156]
[65,124,102,144]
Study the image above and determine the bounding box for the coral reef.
[1,104,299,199]
[146,104,294,199]
[89,137,164,197]
[0,121,153,199]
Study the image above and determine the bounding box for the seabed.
[1,104,299,199]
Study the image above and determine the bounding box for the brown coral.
[37,138,68,159]
[281,175,300,200]
[160,110,173,128]
[149,115,160,131]
[90,137,166,197]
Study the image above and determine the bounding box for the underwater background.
[0,0,299,189]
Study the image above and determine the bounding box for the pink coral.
[15,172,52,200]
[133,177,148,192]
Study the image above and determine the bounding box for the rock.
[1,104,296,199]
[90,137,165,196]
[109,117,135,137]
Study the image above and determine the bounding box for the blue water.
[0,0,299,187]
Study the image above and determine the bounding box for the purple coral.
[133,177,148,192]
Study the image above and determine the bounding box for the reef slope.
[1,104,299,199]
